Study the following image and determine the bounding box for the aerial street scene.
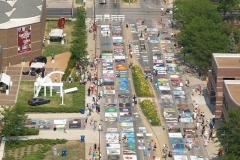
[0,0,240,159]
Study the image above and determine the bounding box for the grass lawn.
[75,0,83,4]
[43,20,74,57]
[44,141,85,160]
[2,139,85,160]
[16,80,85,113]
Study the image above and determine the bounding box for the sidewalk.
[185,74,221,160]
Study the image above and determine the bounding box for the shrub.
[5,139,67,150]
[140,100,160,126]
[25,128,39,136]
[62,58,76,81]
[132,65,152,97]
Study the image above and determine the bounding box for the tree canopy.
[217,108,240,159]
[70,7,88,59]
[174,0,230,72]
[0,105,28,136]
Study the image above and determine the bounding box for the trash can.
[80,108,85,114]
[53,148,57,156]
[80,135,85,142]
[62,149,67,156]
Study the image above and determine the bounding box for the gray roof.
[11,5,41,19]
[0,12,10,24]
[0,1,12,13]
[13,0,43,8]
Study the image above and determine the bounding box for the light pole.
[93,0,96,26]
[98,124,101,159]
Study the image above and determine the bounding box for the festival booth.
[49,29,64,43]
[0,73,12,95]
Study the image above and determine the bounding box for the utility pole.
[72,0,74,18]
[93,0,96,25]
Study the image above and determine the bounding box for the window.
[223,78,235,80]
[212,68,217,83]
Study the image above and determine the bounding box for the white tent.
[0,73,12,94]
[0,73,10,86]
[49,29,63,37]
[30,62,45,68]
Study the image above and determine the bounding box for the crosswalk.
[96,14,125,21]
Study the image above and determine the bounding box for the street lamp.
[98,124,101,159]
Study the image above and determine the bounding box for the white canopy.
[49,29,63,37]
[0,73,10,86]
[30,62,45,68]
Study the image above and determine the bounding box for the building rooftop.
[224,80,240,106]
[213,53,240,68]
[0,0,44,29]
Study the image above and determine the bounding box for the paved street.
[94,20,161,159]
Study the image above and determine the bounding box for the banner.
[18,25,31,54]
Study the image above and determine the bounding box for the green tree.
[70,6,88,59]
[229,32,237,53]
[221,21,240,44]
[174,0,230,72]
[0,105,28,136]
[174,0,221,26]
[217,108,240,159]
[177,17,229,71]
[217,0,238,16]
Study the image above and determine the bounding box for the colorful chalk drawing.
[169,138,184,144]
[122,132,135,138]
[106,133,119,143]
[121,127,134,132]
[120,117,133,122]
[149,40,159,43]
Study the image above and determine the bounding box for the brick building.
[222,80,240,121]
[207,53,240,119]
[0,0,46,72]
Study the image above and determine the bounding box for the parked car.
[29,56,47,66]
[28,97,50,106]
[166,8,173,13]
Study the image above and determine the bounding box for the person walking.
[89,147,92,155]
[64,125,67,133]
[192,88,195,96]
[93,124,97,131]
[87,87,91,96]
[94,143,97,151]
[195,103,198,109]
